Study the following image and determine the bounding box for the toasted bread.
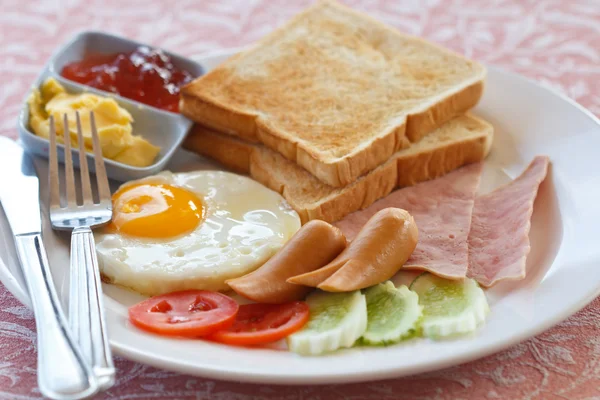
[180,1,486,188]
[184,114,493,223]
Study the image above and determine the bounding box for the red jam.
[61,46,193,112]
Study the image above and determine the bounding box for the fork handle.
[68,227,115,390]
[14,233,98,399]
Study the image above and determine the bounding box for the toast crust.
[180,94,260,142]
[187,125,253,173]
[183,114,493,223]
[180,0,486,188]
[405,79,485,142]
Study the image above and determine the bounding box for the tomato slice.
[209,301,309,346]
[128,290,238,338]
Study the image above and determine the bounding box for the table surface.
[1,0,600,398]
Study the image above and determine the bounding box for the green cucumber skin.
[409,273,490,339]
[287,290,367,355]
[361,282,422,345]
[304,291,359,333]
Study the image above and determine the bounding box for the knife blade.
[0,137,99,399]
[0,138,42,235]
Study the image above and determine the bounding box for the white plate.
[1,49,600,385]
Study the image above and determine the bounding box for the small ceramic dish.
[18,31,205,182]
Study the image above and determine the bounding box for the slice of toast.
[184,114,493,223]
[180,1,486,188]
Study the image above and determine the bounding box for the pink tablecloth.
[1,0,599,398]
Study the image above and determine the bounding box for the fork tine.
[62,113,78,206]
[89,112,111,201]
[75,111,93,205]
[48,115,60,208]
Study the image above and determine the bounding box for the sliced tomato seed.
[150,300,172,313]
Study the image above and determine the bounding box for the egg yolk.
[110,183,204,238]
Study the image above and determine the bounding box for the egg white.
[95,170,301,296]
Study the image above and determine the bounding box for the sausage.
[287,208,418,292]
[226,220,347,304]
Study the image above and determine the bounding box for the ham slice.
[335,162,483,279]
[467,156,549,287]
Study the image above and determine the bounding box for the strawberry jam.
[61,46,193,112]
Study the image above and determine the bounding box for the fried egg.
[95,170,301,296]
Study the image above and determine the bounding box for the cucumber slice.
[410,273,489,339]
[362,282,422,345]
[287,290,367,355]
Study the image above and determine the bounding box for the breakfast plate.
[1,47,600,385]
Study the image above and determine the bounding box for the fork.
[49,111,116,390]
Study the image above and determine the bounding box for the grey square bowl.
[18,31,204,182]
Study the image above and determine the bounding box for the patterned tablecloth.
[1,0,599,398]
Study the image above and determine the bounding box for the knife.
[0,137,98,399]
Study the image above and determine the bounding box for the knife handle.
[69,226,115,390]
[15,233,98,400]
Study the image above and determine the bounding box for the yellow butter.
[27,78,160,167]
[112,136,163,167]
